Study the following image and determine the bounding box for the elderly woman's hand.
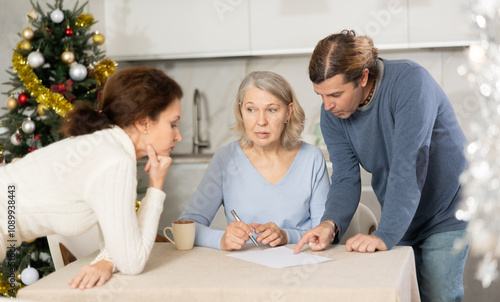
[220,221,254,251]
[252,222,287,247]
[144,145,172,190]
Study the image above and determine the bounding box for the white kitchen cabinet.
[101,0,473,61]
[408,0,475,46]
[104,0,250,60]
[249,0,409,53]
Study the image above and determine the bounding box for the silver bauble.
[27,51,45,68]
[50,9,64,23]
[69,63,87,81]
[22,119,36,134]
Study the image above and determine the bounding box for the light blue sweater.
[179,141,329,249]
[321,58,468,249]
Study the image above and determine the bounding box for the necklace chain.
[360,78,376,107]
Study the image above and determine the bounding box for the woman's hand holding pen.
[252,222,287,247]
[220,221,254,251]
[144,145,172,190]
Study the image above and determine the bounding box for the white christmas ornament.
[27,50,45,68]
[69,63,87,81]
[10,133,22,146]
[21,266,40,285]
[50,8,64,23]
[22,118,36,134]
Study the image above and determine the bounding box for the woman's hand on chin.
[144,145,172,190]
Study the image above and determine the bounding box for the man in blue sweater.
[295,30,470,302]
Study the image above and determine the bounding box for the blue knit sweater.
[321,58,468,249]
[179,141,330,249]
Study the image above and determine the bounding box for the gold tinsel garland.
[90,59,117,86]
[12,43,72,116]
[0,272,24,298]
[12,43,117,117]
[75,14,94,27]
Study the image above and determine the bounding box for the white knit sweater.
[0,127,165,274]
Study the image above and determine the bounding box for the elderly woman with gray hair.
[179,71,329,251]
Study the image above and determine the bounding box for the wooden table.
[18,243,420,302]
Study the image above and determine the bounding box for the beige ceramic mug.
[163,220,195,250]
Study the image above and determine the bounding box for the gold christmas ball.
[19,40,32,51]
[15,271,22,283]
[6,96,18,111]
[21,27,35,40]
[37,103,49,115]
[61,50,75,64]
[27,8,39,21]
[92,32,105,45]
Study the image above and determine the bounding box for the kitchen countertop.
[170,153,213,164]
[136,153,213,166]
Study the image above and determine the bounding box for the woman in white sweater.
[0,66,182,289]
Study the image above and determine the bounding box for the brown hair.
[61,66,183,137]
[309,30,379,86]
[232,71,305,150]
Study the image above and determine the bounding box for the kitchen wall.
[117,48,476,155]
[1,1,498,301]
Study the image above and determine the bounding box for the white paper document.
[227,246,334,269]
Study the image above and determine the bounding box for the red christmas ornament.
[34,134,40,140]
[18,92,30,105]
[65,27,73,36]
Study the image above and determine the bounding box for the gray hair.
[232,71,305,149]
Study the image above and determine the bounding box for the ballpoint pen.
[230,210,259,247]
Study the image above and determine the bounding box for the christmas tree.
[0,0,116,297]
